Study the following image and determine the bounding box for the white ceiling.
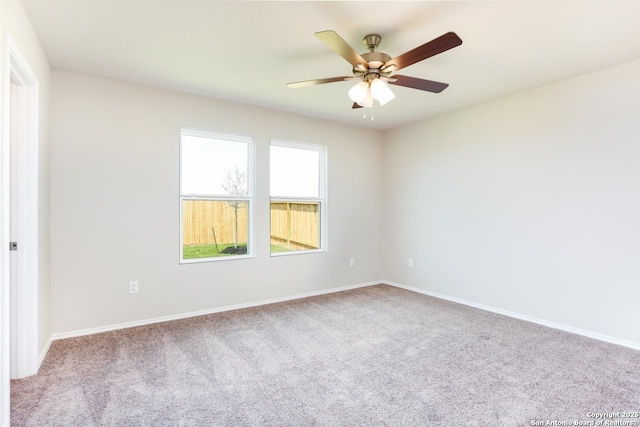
[20,0,640,130]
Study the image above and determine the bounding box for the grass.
[183,243,246,259]
[183,243,294,259]
[270,244,293,253]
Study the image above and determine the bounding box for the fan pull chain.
[363,105,374,121]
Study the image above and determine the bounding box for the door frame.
[1,31,40,427]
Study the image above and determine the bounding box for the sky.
[181,135,319,198]
[181,135,248,195]
[270,145,319,198]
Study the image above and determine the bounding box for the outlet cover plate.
[129,280,139,294]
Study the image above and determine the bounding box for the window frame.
[179,129,255,264]
[269,139,327,256]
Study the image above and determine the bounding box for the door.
[1,33,41,427]
[9,81,19,377]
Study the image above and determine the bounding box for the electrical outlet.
[349,257,355,267]
[408,258,414,268]
[129,280,139,294]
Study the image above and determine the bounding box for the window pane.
[270,141,325,255]
[181,135,248,196]
[270,145,319,198]
[270,202,319,253]
[182,200,249,259]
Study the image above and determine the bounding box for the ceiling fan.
[287,30,462,109]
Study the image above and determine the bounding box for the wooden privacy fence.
[270,202,319,251]
[182,200,319,250]
[182,200,248,246]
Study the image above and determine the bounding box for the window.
[180,130,253,262]
[270,140,326,255]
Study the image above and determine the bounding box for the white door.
[6,55,39,381]
[1,34,41,427]
[9,81,19,378]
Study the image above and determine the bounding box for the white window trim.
[179,129,255,263]
[269,139,327,256]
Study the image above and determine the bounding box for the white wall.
[382,59,640,346]
[0,0,51,422]
[50,71,383,334]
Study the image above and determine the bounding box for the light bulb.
[348,81,369,103]
[370,78,395,106]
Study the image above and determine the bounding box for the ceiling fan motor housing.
[353,34,392,79]
[355,51,392,79]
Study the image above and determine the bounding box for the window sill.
[180,254,255,264]
[270,249,325,257]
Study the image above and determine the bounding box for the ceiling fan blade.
[352,102,363,109]
[388,75,449,93]
[384,32,462,72]
[287,76,352,88]
[315,30,368,68]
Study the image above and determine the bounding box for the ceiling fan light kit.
[287,30,462,111]
[370,78,395,106]
[348,81,369,104]
[360,90,374,109]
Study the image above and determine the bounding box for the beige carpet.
[11,285,640,426]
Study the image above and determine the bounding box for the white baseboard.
[383,280,640,351]
[37,336,53,371]
[51,281,380,341]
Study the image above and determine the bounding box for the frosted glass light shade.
[348,81,369,103]
[358,90,373,108]
[370,78,395,105]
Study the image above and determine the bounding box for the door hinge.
[9,242,17,251]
